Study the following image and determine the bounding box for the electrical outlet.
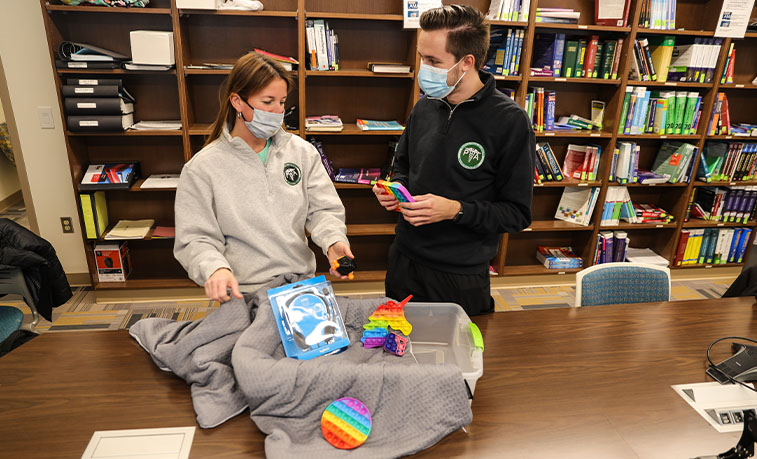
[60,217,74,234]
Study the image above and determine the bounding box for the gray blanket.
[130,274,472,458]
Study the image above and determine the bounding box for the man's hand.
[372,184,399,211]
[328,241,355,279]
[205,268,243,303]
[399,194,461,226]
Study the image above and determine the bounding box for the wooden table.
[2,296,756,458]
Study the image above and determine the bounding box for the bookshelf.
[40,0,756,290]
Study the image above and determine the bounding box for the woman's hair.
[204,52,294,147]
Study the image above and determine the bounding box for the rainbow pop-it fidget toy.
[383,331,408,356]
[363,295,413,336]
[361,327,388,348]
[321,397,372,449]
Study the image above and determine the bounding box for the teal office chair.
[0,268,39,343]
[575,262,671,307]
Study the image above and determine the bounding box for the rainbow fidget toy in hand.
[321,397,372,449]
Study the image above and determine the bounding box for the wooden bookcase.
[40,0,757,290]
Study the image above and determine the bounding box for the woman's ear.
[229,93,243,112]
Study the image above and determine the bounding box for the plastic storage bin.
[404,303,484,395]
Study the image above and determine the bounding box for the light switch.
[37,106,54,129]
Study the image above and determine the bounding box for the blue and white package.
[267,275,350,360]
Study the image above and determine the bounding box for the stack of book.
[594,230,629,264]
[253,48,298,71]
[617,88,702,136]
[700,142,757,181]
[721,43,736,84]
[609,142,696,185]
[561,144,601,182]
[536,246,583,269]
[534,142,564,183]
[638,0,676,29]
[63,78,135,132]
[675,227,753,266]
[554,187,600,226]
[650,141,697,184]
[535,8,579,24]
[305,19,340,71]
[600,186,638,225]
[485,0,531,21]
[526,87,553,132]
[690,186,757,223]
[104,219,155,240]
[530,34,623,80]
[632,38,722,83]
[634,204,673,223]
[624,247,669,266]
[305,115,343,132]
[80,163,139,190]
[483,27,525,77]
[55,41,127,70]
[334,168,381,184]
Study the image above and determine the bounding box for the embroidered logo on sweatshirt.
[457,142,486,169]
[283,163,301,185]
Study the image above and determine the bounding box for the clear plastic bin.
[404,303,484,395]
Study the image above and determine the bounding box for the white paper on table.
[672,382,757,432]
[715,0,756,37]
[403,0,443,29]
[81,426,195,459]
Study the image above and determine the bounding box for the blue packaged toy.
[268,276,350,360]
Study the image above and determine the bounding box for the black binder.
[64,98,134,116]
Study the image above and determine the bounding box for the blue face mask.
[240,98,284,139]
[418,59,466,98]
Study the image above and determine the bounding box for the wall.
[0,99,21,203]
[0,3,88,274]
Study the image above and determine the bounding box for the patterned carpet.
[1,278,735,333]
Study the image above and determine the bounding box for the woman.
[174,52,353,302]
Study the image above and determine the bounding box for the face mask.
[240,98,284,139]
[418,59,466,99]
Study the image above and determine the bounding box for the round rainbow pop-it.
[321,397,372,449]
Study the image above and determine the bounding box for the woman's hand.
[327,241,355,279]
[205,268,243,303]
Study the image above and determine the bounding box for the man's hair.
[420,5,489,70]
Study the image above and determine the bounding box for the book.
[595,0,630,26]
[80,163,139,190]
[367,62,411,74]
[122,62,174,71]
[151,226,176,239]
[140,174,180,189]
[305,115,343,132]
[253,48,298,71]
[79,192,108,240]
[129,120,182,130]
[625,247,669,266]
[356,119,404,131]
[334,168,381,184]
[554,187,600,226]
[536,246,583,269]
[104,219,155,240]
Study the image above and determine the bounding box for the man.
[373,4,534,316]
